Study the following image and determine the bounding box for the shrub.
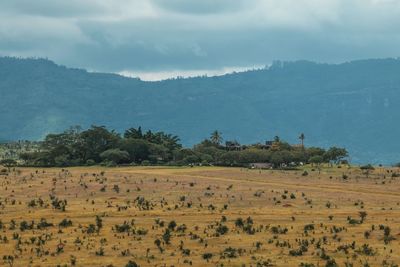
[215,224,229,236]
[141,160,151,166]
[304,224,315,231]
[126,260,139,267]
[202,253,213,261]
[100,149,129,164]
[222,247,238,258]
[59,219,73,228]
[86,159,96,166]
[37,218,53,229]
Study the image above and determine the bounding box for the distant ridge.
[1,56,400,164]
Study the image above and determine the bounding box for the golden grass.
[0,165,399,266]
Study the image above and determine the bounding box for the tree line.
[3,126,348,168]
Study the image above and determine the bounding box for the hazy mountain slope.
[1,57,400,164]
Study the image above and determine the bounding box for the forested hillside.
[1,57,400,163]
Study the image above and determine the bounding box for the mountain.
[1,56,400,164]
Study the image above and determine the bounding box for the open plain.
[0,165,399,267]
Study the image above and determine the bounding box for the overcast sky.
[1,0,400,80]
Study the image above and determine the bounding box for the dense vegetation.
[8,126,348,168]
[1,57,400,163]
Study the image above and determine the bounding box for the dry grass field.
[0,165,399,267]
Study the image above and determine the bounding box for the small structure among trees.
[1,126,349,169]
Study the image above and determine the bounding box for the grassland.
[0,165,399,267]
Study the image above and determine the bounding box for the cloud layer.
[1,0,400,79]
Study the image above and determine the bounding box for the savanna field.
[0,166,399,267]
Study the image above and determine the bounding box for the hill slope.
[1,57,400,163]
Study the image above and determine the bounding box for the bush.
[304,224,315,231]
[222,247,238,258]
[100,160,117,167]
[59,219,73,228]
[215,224,229,235]
[202,253,213,261]
[54,155,71,167]
[86,159,96,166]
[100,149,129,164]
[126,261,139,267]
[360,164,375,170]
[37,218,53,229]
[141,160,151,166]
[0,159,17,168]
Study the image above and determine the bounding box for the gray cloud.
[150,0,248,15]
[1,0,400,79]
[0,0,108,17]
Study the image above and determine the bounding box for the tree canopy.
[6,126,348,168]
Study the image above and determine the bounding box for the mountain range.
[1,56,400,164]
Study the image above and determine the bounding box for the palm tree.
[124,127,143,139]
[210,130,223,145]
[299,133,305,148]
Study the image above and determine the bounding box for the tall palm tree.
[210,130,223,145]
[299,133,305,148]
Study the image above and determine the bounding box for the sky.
[1,0,400,80]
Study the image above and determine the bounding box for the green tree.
[306,147,326,158]
[324,147,348,165]
[210,130,223,145]
[119,138,150,163]
[270,152,284,168]
[299,133,305,148]
[42,127,84,165]
[360,164,374,178]
[148,143,169,163]
[80,126,120,163]
[309,155,324,166]
[155,132,181,151]
[0,159,17,171]
[124,127,143,139]
[100,149,129,164]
